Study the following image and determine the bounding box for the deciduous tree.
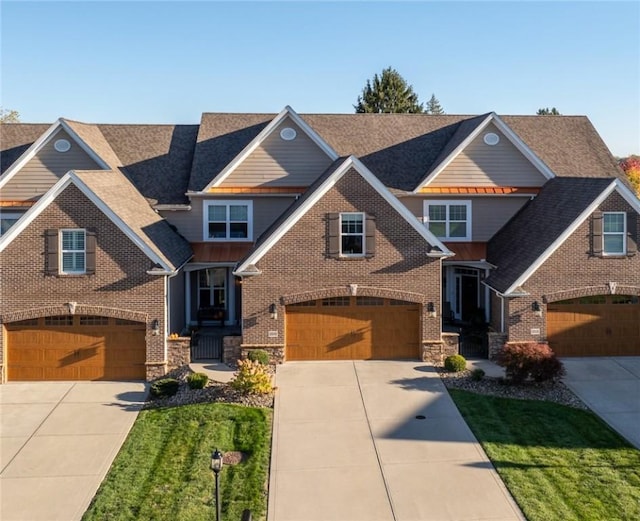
[0,107,20,123]
[619,155,640,196]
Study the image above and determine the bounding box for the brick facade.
[0,184,168,382]
[504,192,640,343]
[240,169,444,359]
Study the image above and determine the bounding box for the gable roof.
[485,177,640,295]
[414,113,556,190]
[234,155,453,276]
[0,123,50,175]
[0,169,192,272]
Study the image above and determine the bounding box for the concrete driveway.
[1,381,147,521]
[562,356,640,449]
[268,361,524,521]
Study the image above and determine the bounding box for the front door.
[450,267,480,322]
[198,268,227,310]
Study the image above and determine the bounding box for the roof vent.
[54,139,71,152]
[280,127,297,141]
[483,132,500,146]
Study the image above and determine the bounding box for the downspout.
[500,294,505,333]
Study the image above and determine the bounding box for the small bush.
[186,372,209,389]
[444,354,467,372]
[150,378,180,398]
[496,342,565,384]
[470,368,485,381]
[247,349,270,365]
[230,359,273,395]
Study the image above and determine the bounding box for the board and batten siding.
[401,196,529,242]
[219,116,333,188]
[1,129,101,201]
[430,123,548,188]
[159,195,297,242]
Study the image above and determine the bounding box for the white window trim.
[423,200,472,242]
[602,211,626,256]
[340,212,365,257]
[60,228,86,274]
[203,200,253,242]
[0,211,24,235]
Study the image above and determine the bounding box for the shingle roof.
[0,123,50,174]
[63,120,123,170]
[73,170,192,270]
[484,177,615,293]
[188,112,625,193]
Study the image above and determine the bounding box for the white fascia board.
[414,113,494,192]
[59,120,110,169]
[0,171,173,272]
[503,180,618,294]
[203,105,339,192]
[0,120,64,190]
[414,113,555,192]
[234,156,453,275]
[613,178,640,214]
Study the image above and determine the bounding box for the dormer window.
[203,200,253,241]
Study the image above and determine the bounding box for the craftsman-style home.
[1,107,638,382]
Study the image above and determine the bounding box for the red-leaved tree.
[619,155,640,196]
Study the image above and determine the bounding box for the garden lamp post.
[211,449,224,521]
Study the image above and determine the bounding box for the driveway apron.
[562,356,640,449]
[1,381,147,521]
[268,361,524,521]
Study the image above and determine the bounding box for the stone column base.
[240,345,285,365]
[167,337,191,371]
[146,362,168,381]
[488,332,508,360]
[422,334,459,364]
[223,336,242,364]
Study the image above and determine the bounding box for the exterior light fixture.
[151,319,160,335]
[532,301,542,317]
[427,302,436,318]
[211,449,224,521]
[269,303,278,320]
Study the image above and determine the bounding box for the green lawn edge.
[448,389,640,521]
[82,403,272,521]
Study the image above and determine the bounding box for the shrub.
[150,378,180,398]
[247,349,270,366]
[470,368,485,381]
[186,372,209,389]
[496,342,565,384]
[230,359,273,395]
[444,354,467,372]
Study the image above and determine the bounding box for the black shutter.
[591,211,603,256]
[365,215,376,255]
[627,212,637,255]
[45,229,58,275]
[328,213,340,257]
[85,231,96,274]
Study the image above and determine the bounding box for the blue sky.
[2,1,639,156]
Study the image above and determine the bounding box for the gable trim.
[0,171,173,271]
[501,179,639,295]
[0,119,110,191]
[234,156,453,275]
[414,113,555,192]
[202,106,340,192]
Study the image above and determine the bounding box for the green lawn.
[449,390,640,521]
[82,403,272,521]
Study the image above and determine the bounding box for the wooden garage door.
[547,295,640,357]
[286,297,420,361]
[6,316,146,381]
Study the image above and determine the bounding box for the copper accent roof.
[443,242,488,261]
[191,242,253,263]
[419,187,540,195]
[207,186,307,194]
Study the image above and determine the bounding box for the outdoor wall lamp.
[211,449,224,521]
[532,301,543,317]
[151,319,160,336]
[269,303,278,320]
[427,302,436,318]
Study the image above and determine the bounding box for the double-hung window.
[60,229,86,274]
[424,201,471,241]
[204,201,252,241]
[603,212,626,255]
[340,212,365,256]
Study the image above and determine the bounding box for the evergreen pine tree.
[536,107,561,115]
[354,67,424,113]
[425,94,445,115]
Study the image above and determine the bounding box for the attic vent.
[483,132,500,146]
[54,139,71,152]
[280,127,297,141]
